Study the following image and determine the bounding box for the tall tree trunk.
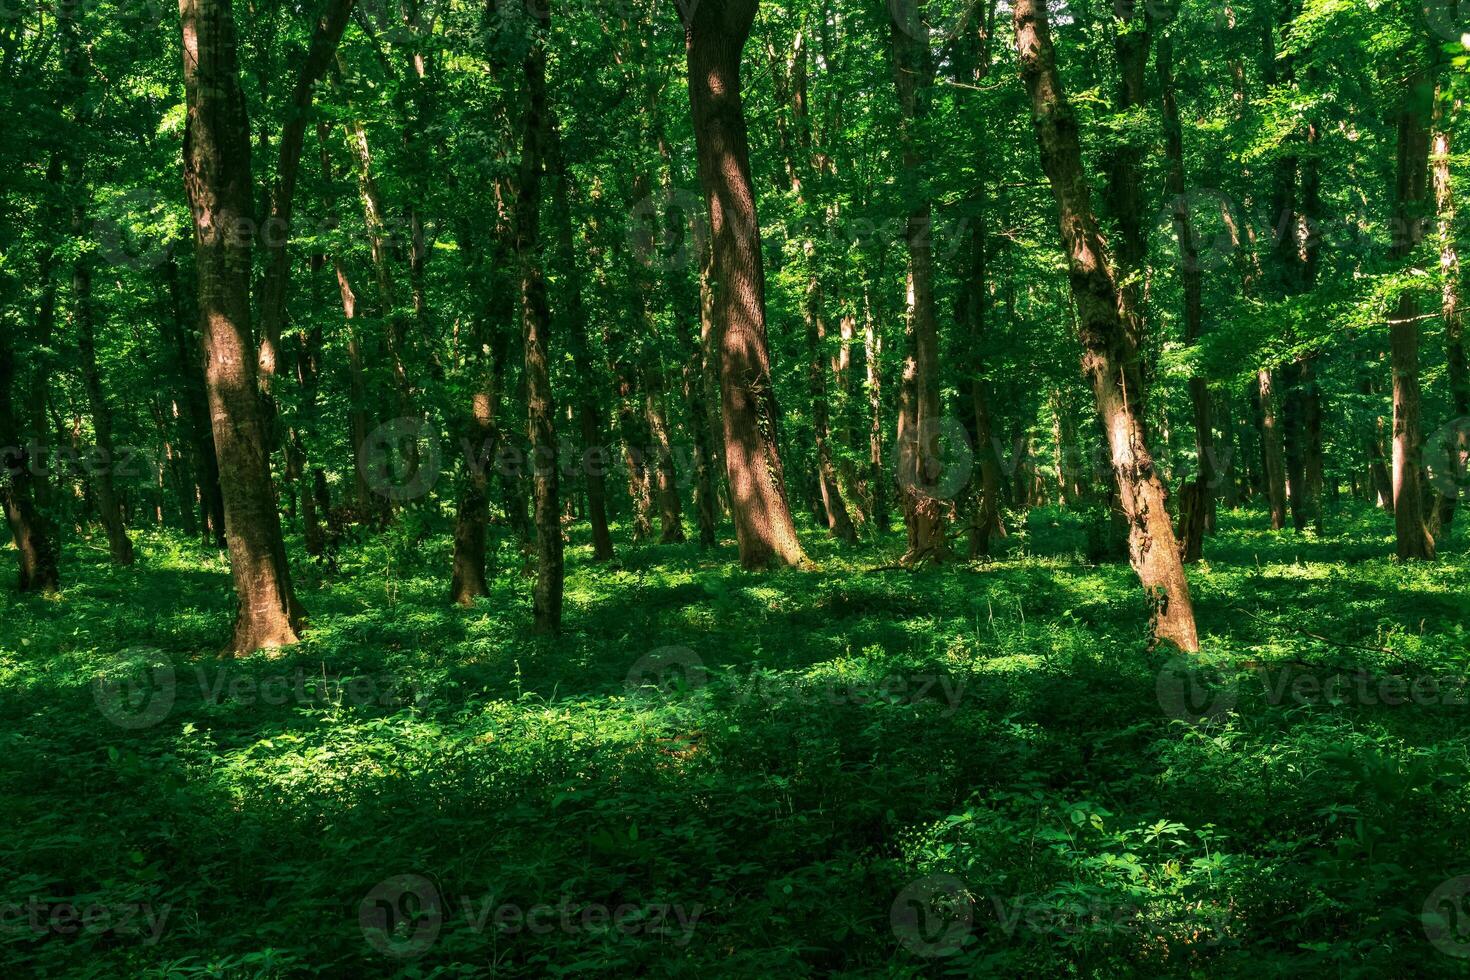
[889,0,948,561]
[514,0,563,631]
[1434,92,1468,533]
[545,113,615,560]
[1389,64,1436,560]
[255,0,357,388]
[162,251,227,546]
[0,332,61,592]
[864,284,888,533]
[1014,0,1199,651]
[681,0,806,570]
[808,281,857,542]
[644,361,686,543]
[179,0,304,653]
[1102,0,1151,357]
[74,257,135,565]
[1158,27,1211,561]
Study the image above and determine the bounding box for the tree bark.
[1257,367,1289,530]
[179,0,305,653]
[1434,93,1468,533]
[1389,65,1436,560]
[889,0,949,561]
[681,0,806,569]
[1014,0,1199,651]
[514,0,563,630]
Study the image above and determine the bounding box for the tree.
[680,0,807,570]
[179,0,305,653]
[1013,0,1199,651]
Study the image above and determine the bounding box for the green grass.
[3,504,1469,977]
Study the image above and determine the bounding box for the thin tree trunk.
[681,0,806,570]
[1014,0,1199,651]
[179,0,305,653]
[514,0,563,631]
[864,284,888,533]
[1159,28,1211,561]
[1434,93,1468,533]
[1258,367,1289,529]
[889,0,948,561]
[74,258,135,565]
[255,0,357,387]
[545,113,615,560]
[162,251,227,546]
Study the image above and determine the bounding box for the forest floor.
[3,504,1469,977]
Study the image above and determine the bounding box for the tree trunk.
[864,285,888,533]
[1389,65,1436,560]
[1014,0,1199,651]
[0,332,61,592]
[255,0,357,388]
[545,113,615,560]
[643,361,686,544]
[179,0,305,653]
[681,0,806,570]
[162,251,227,546]
[1257,368,1289,530]
[514,0,563,630]
[1158,28,1211,561]
[74,257,135,565]
[889,0,948,561]
[808,281,857,542]
[1434,94,1468,533]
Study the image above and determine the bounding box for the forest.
[2,0,1470,974]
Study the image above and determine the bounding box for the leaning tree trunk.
[1389,64,1436,560]
[1014,0,1199,651]
[681,0,806,570]
[514,0,563,631]
[179,0,304,653]
[255,0,356,389]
